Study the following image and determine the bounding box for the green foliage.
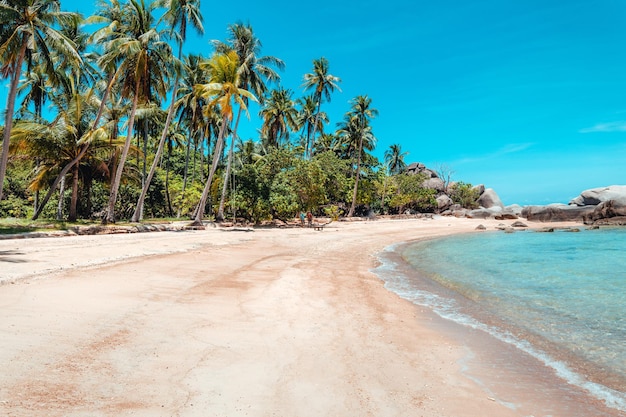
[388,173,437,213]
[449,181,480,209]
[323,205,342,220]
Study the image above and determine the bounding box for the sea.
[373,227,626,414]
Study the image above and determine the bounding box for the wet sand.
[0,217,622,416]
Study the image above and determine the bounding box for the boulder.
[511,221,528,228]
[422,178,445,192]
[477,188,504,209]
[569,185,626,206]
[468,208,502,219]
[436,195,453,210]
[521,204,595,222]
[472,184,485,196]
[583,200,626,224]
[504,204,524,216]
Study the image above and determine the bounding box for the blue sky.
[4,0,626,205]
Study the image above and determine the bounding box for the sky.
[3,0,626,205]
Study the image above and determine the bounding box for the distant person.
[300,212,305,226]
[306,211,313,227]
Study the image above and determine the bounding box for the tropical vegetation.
[0,0,477,225]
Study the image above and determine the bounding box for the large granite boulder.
[472,184,485,196]
[436,194,453,210]
[468,207,503,219]
[422,177,445,192]
[521,204,596,222]
[477,188,504,209]
[569,185,626,206]
[583,200,626,224]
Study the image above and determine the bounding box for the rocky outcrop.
[569,185,626,206]
[477,188,504,209]
[521,204,596,222]
[436,195,453,211]
[524,185,626,223]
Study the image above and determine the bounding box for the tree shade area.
[0,0,475,224]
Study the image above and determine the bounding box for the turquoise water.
[374,227,626,412]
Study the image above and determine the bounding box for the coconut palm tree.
[302,57,341,159]
[190,51,256,226]
[0,0,81,200]
[338,95,377,217]
[99,0,171,223]
[260,88,299,149]
[381,143,408,212]
[212,23,283,221]
[131,0,203,222]
[384,143,408,175]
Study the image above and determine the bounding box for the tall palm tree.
[100,0,171,223]
[338,95,378,217]
[296,95,326,157]
[212,23,283,221]
[190,51,256,226]
[0,0,81,200]
[302,57,341,159]
[259,88,299,149]
[132,0,203,222]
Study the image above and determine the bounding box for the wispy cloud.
[579,121,626,133]
[455,143,534,165]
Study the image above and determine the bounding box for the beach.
[0,217,622,416]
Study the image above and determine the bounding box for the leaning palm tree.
[212,23,283,221]
[0,0,81,200]
[338,95,378,217]
[302,57,341,159]
[190,51,256,226]
[131,0,203,222]
[100,0,171,224]
[259,88,299,149]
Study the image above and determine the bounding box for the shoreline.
[1,217,623,416]
[375,236,626,415]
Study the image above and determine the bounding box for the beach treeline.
[0,0,474,224]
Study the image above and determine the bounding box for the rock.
[422,178,445,192]
[477,188,504,209]
[503,227,515,233]
[475,224,487,230]
[505,204,524,216]
[569,185,626,206]
[584,200,626,224]
[495,213,518,220]
[521,204,595,222]
[472,184,486,196]
[436,195,453,210]
[536,227,555,232]
[511,221,528,228]
[468,208,501,219]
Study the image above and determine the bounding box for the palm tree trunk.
[56,176,66,221]
[191,118,228,226]
[178,110,196,218]
[132,77,179,222]
[216,107,243,221]
[105,79,141,224]
[0,37,28,201]
[307,99,322,159]
[31,74,115,221]
[69,163,79,221]
[347,134,363,217]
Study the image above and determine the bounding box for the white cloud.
[579,121,626,133]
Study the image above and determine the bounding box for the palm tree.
[0,0,81,200]
[131,0,203,222]
[381,143,408,212]
[302,57,341,159]
[174,54,207,216]
[338,95,378,217]
[260,88,299,148]
[190,51,256,226]
[100,0,171,223]
[212,23,283,221]
[384,143,408,175]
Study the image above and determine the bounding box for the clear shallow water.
[374,227,626,412]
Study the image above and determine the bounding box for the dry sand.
[0,217,622,416]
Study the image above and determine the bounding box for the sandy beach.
[0,217,622,417]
